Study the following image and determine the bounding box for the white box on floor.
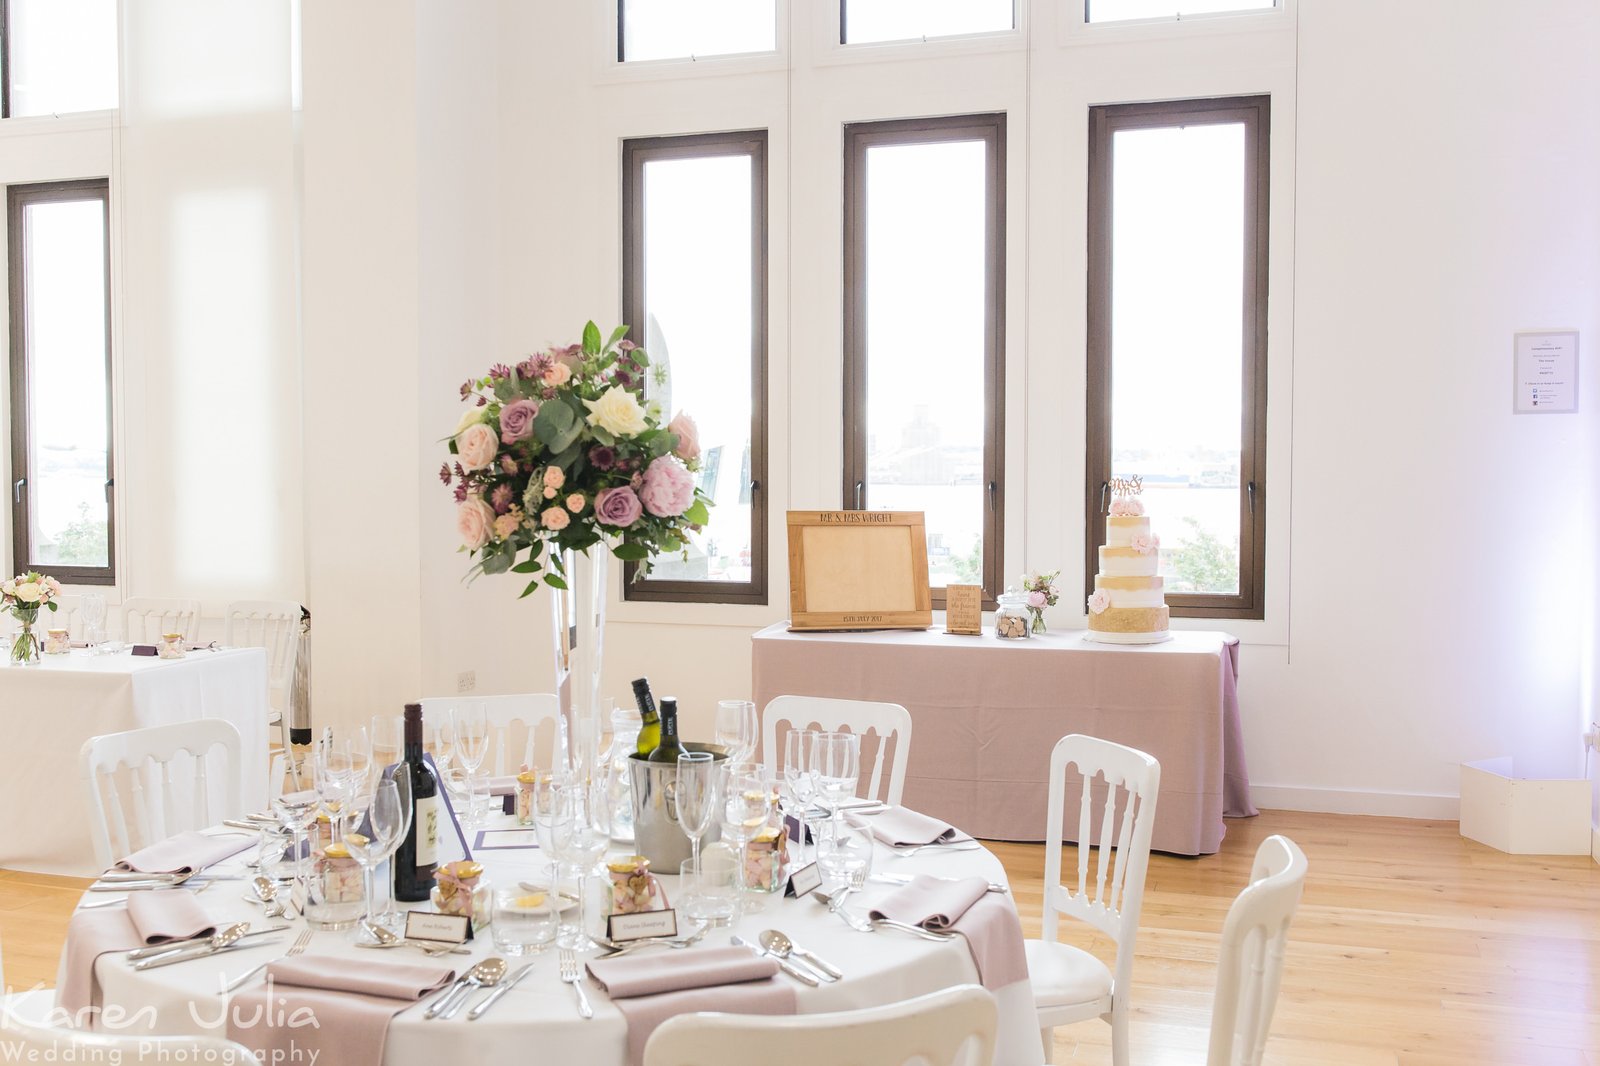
[1459,757,1592,855]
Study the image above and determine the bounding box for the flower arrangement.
[440,323,712,596]
[3,570,62,664]
[1020,570,1060,634]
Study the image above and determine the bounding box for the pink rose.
[1027,590,1047,609]
[640,457,695,518]
[455,422,498,472]
[667,411,701,461]
[1087,590,1111,614]
[541,506,570,531]
[1125,498,1145,517]
[457,497,495,549]
[499,399,539,443]
[1109,498,1131,517]
[544,467,566,490]
[566,493,586,512]
[595,486,643,528]
[492,512,520,541]
[1130,532,1155,555]
[543,362,572,387]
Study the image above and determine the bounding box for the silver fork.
[889,840,982,857]
[558,948,593,1019]
[220,927,313,993]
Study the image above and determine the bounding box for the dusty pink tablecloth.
[752,624,1255,855]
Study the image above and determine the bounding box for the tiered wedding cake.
[1086,484,1169,644]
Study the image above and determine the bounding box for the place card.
[404,911,471,945]
[473,829,540,851]
[607,908,678,942]
[785,861,822,898]
[944,584,982,635]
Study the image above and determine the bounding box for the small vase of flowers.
[1021,570,1060,634]
[3,571,62,666]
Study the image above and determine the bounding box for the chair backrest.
[79,719,244,868]
[419,693,563,777]
[643,983,998,1066]
[119,597,201,645]
[1041,734,1161,996]
[223,600,302,712]
[761,694,913,806]
[1,988,256,1061]
[1205,835,1308,1066]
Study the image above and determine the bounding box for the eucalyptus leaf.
[493,378,517,402]
[481,551,512,575]
[591,426,615,447]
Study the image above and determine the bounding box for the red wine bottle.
[393,703,439,902]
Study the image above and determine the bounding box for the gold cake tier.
[1088,605,1170,634]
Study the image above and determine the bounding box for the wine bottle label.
[416,795,440,867]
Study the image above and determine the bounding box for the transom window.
[1085,0,1276,25]
[4,0,119,117]
[842,0,1014,44]
[618,0,777,62]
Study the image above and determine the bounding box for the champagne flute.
[531,773,576,940]
[81,592,107,651]
[810,732,860,840]
[370,715,404,777]
[554,781,607,948]
[714,700,758,766]
[675,751,717,869]
[345,779,402,937]
[452,703,491,827]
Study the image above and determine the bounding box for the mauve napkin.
[56,891,217,1023]
[588,946,796,1066]
[229,955,454,1066]
[115,830,254,875]
[846,806,970,847]
[869,874,1029,990]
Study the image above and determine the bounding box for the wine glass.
[371,766,413,931]
[810,732,860,839]
[675,751,717,869]
[80,592,107,651]
[272,788,319,890]
[345,778,402,937]
[530,773,576,940]
[370,715,404,772]
[315,728,370,841]
[782,729,819,859]
[555,781,608,949]
[452,703,491,826]
[714,700,758,766]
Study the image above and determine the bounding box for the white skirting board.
[1458,758,1592,855]
[1246,783,1459,820]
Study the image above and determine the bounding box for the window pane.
[844,0,1013,44]
[863,140,987,590]
[1110,123,1244,595]
[639,154,754,583]
[621,0,776,61]
[22,197,110,569]
[9,0,119,116]
[1087,0,1274,24]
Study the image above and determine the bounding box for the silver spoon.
[592,922,711,957]
[354,919,470,955]
[426,958,506,1020]
[812,890,958,942]
[759,929,841,981]
[439,957,506,1020]
[250,876,297,920]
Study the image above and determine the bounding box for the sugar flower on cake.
[1130,532,1159,555]
[1109,496,1146,517]
[440,321,714,596]
[1087,590,1111,614]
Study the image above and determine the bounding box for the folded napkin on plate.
[56,891,217,1024]
[229,955,455,1066]
[869,874,1029,990]
[114,830,254,875]
[588,946,797,1066]
[846,806,971,847]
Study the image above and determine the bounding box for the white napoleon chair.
[1203,835,1308,1066]
[420,693,564,776]
[79,719,244,869]
[761,694,913,806]
[1027,733,1161,1066]
[0,989,256,1062]
[223,599,302,753]
[118,597,201,645]
[643,983,998,1066]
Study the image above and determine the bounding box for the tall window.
[622,131,768,604]
[9,179,115,584]
[1086,96,1269,619]
[4,0,119,117]
[618,0,776,62]
[844,114,1006,608]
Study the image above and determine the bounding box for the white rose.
[14,581,41,603]
[583,387,649,437]
[454,405,487,434]
[1,580,14,597]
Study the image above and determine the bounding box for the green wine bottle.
[633,677,661,757]
[646,697,686,764]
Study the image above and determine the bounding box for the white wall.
[296,0,1600,815]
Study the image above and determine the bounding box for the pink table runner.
[753,625,1255,855]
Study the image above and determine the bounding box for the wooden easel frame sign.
[786,510,932,631]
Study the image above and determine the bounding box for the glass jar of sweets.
[995,590,1032,639]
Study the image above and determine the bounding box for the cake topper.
[1109,475,1143,498]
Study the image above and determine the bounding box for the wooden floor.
[3,810,1597,1064]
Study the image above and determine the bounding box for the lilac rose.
[640,457,695,518]
[499,398,539,444]
[594,486,643,528]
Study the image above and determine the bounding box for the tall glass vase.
[9,607,41,666]
[550,543,608,796]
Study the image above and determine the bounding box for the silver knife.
[127,926,291,961]
[467,961,537,1020]
[132,936,285,971]
[730,935,818,986]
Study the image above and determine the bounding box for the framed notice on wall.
[786,511,932,631]
[1513,330,1578,414]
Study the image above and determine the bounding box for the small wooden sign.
[786,510,932,631]
[944,585,982,635]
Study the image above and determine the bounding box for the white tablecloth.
[79,822,1041,1066]
[1,648,269,876]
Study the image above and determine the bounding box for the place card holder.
[405,911,471,945]
[784,862,822,899]
[607,908,678,942]
[131,645,159,657]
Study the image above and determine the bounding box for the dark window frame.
[1086,94,1269,619]
[843,112,1007,610]
[620,129,769,606]
[8,177,116,585]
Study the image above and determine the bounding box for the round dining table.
[77,813,1042,1065]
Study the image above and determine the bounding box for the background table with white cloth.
[0,648,269,876]
[79,826,1040,1066]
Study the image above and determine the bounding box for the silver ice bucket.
[627,745,725,870]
